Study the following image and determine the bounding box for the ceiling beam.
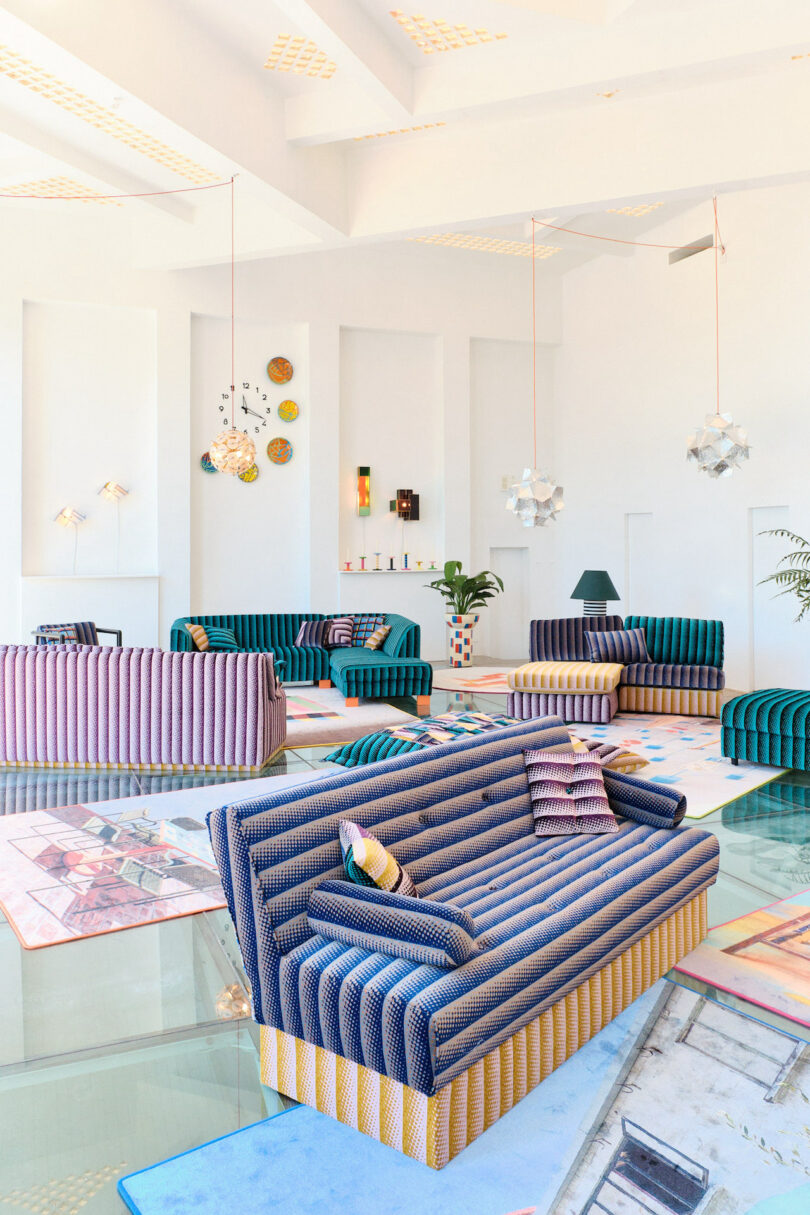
[0,106,194,221]
[275,0,414,123]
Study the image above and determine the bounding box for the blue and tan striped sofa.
[209,715,718,1168]
[509,615,726,721]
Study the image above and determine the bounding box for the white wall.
[0,206,559,657]
[554,181,810,691]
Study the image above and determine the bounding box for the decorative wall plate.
[267,356,293,384]
[200,452,217,473]
[278,399,299,422]
[267,437,293,465]
[238,463,259,483]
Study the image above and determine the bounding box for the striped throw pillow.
[37,624,80,644]
[339,820,418,897]
[185,622,209,651]
[524,748,618,837]
[351,614,386,646]
[586,627,650,664]
[364,624,391,650]
[295,619,328,648]
[325,616,353,648]
[205,626,240,652]
[571,736,647,774]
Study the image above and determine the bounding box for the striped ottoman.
[507,660,622,724]
[721,689,810,770]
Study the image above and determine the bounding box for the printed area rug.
[579,713,785,819]
[431,666,517,694]
[118,979,810,1215]
[285,688,415,747]
[675,888,810,1030]
[0,769,330,948]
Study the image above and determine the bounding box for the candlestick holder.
[373,552,381,571]
[359,555,366,571]
[402,553,409,570]
[388,556,395,571]
[344,561,352,572]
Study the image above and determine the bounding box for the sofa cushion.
[339,821,418,896]
[206,626,240,652]
[278,822,719,1092]
[185,622,209,651]
[296,619,329,648]
[530,616,623,662]
[326,711,520,770]
[509,660,623,693]
[364,624,391,650]
[351,614,386,646]
[571,737,647,774]
[624,616,724,669]
[524,749,618,837]
[620,663,726,690]
[325,617,353,648]
[586,627,650,665]
[307,880,477,968]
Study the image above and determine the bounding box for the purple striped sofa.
[0,644,286,772]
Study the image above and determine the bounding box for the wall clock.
[216,383,273,439]
[278,399,299,422]
[267,356,293,384]
[267,436,293,464]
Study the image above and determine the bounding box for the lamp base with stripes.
[582,600,607,615]
[260,891,706,1169]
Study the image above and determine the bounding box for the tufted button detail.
[565,785,575,795]
[480,789,492,801]
[417,813,428,824]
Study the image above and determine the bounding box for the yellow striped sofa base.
[509,660,623,694]
[0,748,283,775]
[618,686,721,718]
[260,890,707,1170]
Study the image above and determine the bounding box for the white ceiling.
[0,0,809,269]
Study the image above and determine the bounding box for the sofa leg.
[416,695,431,717]
[318,679,332,688]
[730,757,738,766]
[345,697,359,708]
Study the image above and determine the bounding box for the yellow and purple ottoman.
[507,660,623,723]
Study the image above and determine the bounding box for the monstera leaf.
[425,560,505,614]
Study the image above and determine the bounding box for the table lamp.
[570,570,619,616]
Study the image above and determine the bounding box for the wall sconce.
[356,466,371,516]
[54,507,86,575]
[389,489,420,521]
[98,481,129,501]
[98,481,129,573]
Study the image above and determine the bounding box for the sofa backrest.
[170,612,421,658]
[530,615,623,662]
[208,715,572,1025]
[624,615,724,669]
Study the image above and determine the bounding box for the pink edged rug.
[675,887,810,1029]
[0,769,330,948]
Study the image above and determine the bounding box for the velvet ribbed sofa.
[0,644,286,772]
[208,715,718,1168]
[170,613,432,712]
[721,689,810,770]
[508,615,726,723]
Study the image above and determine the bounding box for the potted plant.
[426,560,504,667]
[760,529,810,620]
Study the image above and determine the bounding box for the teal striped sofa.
[721,689,810,770]
[170,613,432,710]
[209,715,718,1167]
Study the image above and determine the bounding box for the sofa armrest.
[307,879,478,968]
[382,614,421,658]
[170,618,195,652]
[603,768,686,829]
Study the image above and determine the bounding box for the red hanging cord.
[0,179,232,201]
[532,215,537,468]
[231,174,235,430]
[531,214,720,252]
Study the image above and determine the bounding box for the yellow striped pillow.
[185,622,210,652]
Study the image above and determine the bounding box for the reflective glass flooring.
[1,690,809,1212]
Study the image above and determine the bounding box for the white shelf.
[22,574,159,581]
[339,569,438,575]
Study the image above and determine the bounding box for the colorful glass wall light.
[357,466,371,516]
[390,489,419,520]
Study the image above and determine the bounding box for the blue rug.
[118,984,663,1215]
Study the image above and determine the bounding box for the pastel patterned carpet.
[431,666,517,694]
[578,713,785,819]
[118,979,810,1214]
[676,888,810,1029]
[0,770,330,948]
[285,688,415,746]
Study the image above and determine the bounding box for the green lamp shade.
[570,570,620,602]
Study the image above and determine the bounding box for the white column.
[307,320,341,610]
[440,333,472,570]
[0,297,23,641]
[156,308,191,646]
